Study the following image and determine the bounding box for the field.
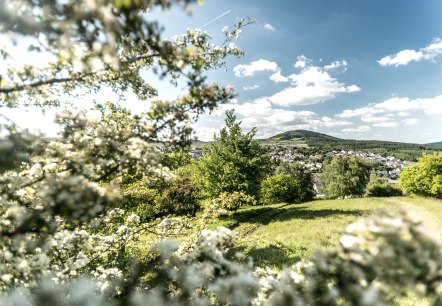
[210,197,442,305]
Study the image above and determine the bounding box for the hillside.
[262,129,442,151]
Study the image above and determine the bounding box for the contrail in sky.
[200,10,231,28]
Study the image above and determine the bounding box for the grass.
[217,196,442,306]
[130,196,442,305]
[220,197,442,269]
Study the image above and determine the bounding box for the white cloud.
[402,118,420,126]
[196,97,353,140]
[360,115,391,123]
[269,72,289,83]
[233,59,279,77]
[243,84,260,90]
[372,122,399,128]
[342,126,371,133]
[378,38,442,67]
[294,55,313,69]
[336,107,384,118]
[337,95,442,120]
[269,66,360,106]
[375,96,442,115]
[264,24,275,31]
[324,60,347,70]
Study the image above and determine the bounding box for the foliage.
[320,155,371,199]
[208,191,257,213]
[260,174,303,204]
[400,153,442,199]
[156,169,201,216]
[274,162,315,201]
[2,1,442,305]
[161,149,192,170]
[365,177,403,197]
[196,110,271,199]
[0,0,251,298]
[3,209,442,305]
[266,130,442,159]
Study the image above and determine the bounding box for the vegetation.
[320,155,371,198]
[196,110,271,199]
[365,177,403,197]
[260,174,303,204]
[400,153,442,199]
[1,1,442,305]
[263,130,442,160]
[260,163,314,204]
[275,162,315,201]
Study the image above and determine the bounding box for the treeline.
[264,130,442,161]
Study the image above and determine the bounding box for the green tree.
[260,174,302,204]
[196,110,271,199]
[320,155,371,199]
[275,162,315,201]
[400,152,442,198]
[365,176,403,197]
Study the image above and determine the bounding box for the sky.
[150,0,442,143]
[3,0,442,143]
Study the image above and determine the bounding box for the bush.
[209,191,257,212]
[260,174,303,204]
[320,155,371,199]
[400,153,442,199]
[121,166,201,218]
[156,176,201,216]
[366,177,403,197]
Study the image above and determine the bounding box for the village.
[189,145,411,183]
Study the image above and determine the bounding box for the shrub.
[400,153,442,199]
[209,191,257,212]
[260,174,303,204]
[366,177,403,197]
[156,176,201,216]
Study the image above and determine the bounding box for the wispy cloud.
[402,118,420,126]
[342,126,371,133]
[336,95,442,130]
[243,84,260,90]
[200,10,231,28]
[372,122,399,128]
[378,38,442,67]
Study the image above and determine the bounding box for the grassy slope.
[214,197,442,306]
[219,197,442,269]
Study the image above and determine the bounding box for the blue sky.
[151,0,442,143]
[3,0,441,143]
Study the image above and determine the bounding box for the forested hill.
[262,130,442,151]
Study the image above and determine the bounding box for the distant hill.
[428,141,442,146]
[262,130,442,151]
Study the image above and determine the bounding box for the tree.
[275,162,315,201]
[320,155,371,199]
[260,174,302,204]
[400,152,442,198]
[196,110,271,199]
[0,0,252,296]
[2,1,442,305]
